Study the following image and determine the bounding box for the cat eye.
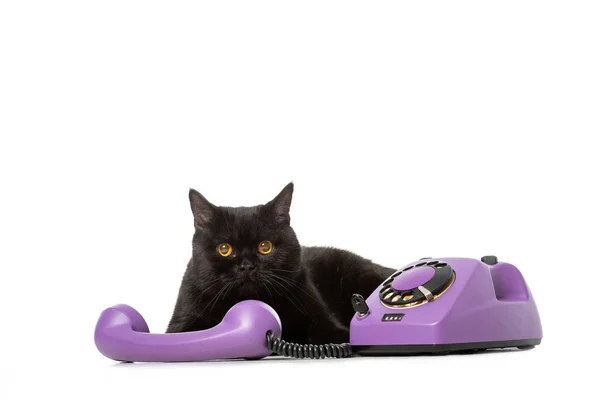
[217,243,233,257]
[258,240,273,255]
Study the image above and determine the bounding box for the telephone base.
[349,257,543,353]
[352,338,541,356]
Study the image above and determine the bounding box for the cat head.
[187,182,301,297]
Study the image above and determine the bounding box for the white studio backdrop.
[0,1,598,399]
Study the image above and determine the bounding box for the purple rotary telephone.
[95,256,543,362]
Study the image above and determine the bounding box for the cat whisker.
[264,278,284,299]
[265,277,308,316]
[261,280,274,302]
[270,273,328,308]
[208,282,234,317]
[178,280,226,329]
[269,274,307,295]
[268,268,299,274]
[200,283,230,317]
[189,279,222,306]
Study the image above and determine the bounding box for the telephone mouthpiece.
[94,300,282,362]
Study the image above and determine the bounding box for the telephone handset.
[95,256,543,362]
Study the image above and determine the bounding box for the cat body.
[166,183,395,344]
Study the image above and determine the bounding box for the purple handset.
[94,300,282,362]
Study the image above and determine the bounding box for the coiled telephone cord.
[266,331,353,359]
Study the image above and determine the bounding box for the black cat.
[166,182,395,344]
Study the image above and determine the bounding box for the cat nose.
[239,260,255,272]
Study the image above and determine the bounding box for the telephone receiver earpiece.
[94,300,282,362]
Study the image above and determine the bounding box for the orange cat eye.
[217,243,233,257]
[258,240,273,255]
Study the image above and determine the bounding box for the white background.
[1,1,598,399]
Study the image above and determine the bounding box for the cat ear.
[189,188,216,229]
[266,182,294,224]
